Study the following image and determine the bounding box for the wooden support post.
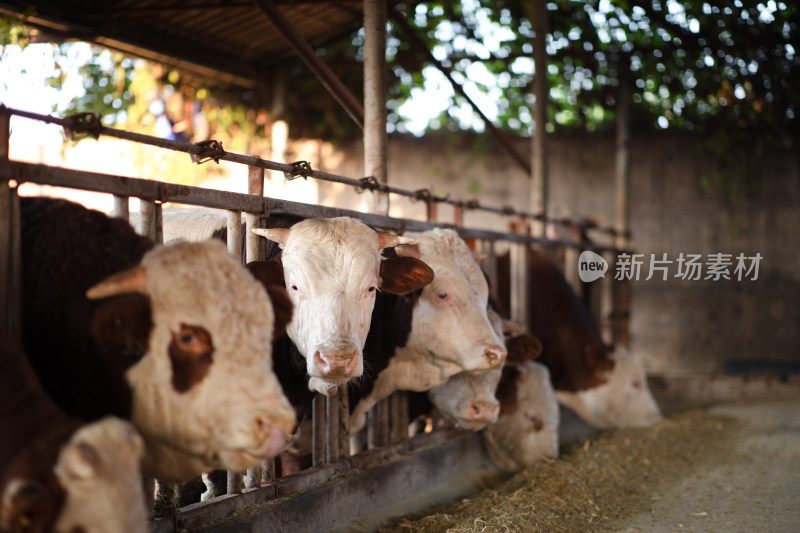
[311,394,326,465]
[364,0,388,214]
[226,210,243,261]
[531,0,549,238]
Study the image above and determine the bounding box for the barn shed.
[1,1,798,532]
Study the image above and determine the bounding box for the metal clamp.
[355,176,381,193]
[190,140,225,164]
[412,188,433,202]
[62,112,102,141]
[284,160,313,181]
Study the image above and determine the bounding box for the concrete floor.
[608,401,800,533]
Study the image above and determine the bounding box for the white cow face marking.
[399,229,506,376]
[53,417,148,533]
[484,362,560,471]
[556,345,663,429]
[255,218,433,396]
[88,240,296,480]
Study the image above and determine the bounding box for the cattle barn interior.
[1,1,799,532]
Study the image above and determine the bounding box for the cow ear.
[265,286,293,340]
[380,257,434,295]
[505,333,543,364]
[394,243,422,260]
[252,228,290,248]
[246,260,286,289]
[0,478,49,532]
[91,294,152,367]
[56,442,100,482]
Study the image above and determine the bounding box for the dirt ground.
[380,400,800,533]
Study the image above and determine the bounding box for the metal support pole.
[246,164,265,263]
[260,458,276,485]
[367,398,390,449]
[364,0,388,214]
[139,200,163,243]
[226,470,243,495]
[509,242,529,326]
[0,106,22,341]
[325,393,340,461]
[389,391,409,444]
[337,384,349,459]
[112,195,129,221]
[615,57,632,252]
[531,0,549,238]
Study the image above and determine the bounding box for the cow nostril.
[483,345,507,365]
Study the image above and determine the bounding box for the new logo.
[578,250,608,282]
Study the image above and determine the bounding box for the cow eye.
[180,333,195,344]
[436,292,448,300]
[368,286,376,292]
[290,284,298,291]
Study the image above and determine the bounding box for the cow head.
[483,361,560,471]
[87,240,296,480]
[397,228,506,376]
[426,368,502,431]
[52,417,148,533]
[253,218,433,396]
[0,418,147,533]
[555,345,663,429]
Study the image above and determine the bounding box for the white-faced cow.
[1,336,148,533]
[252,217,434,396]
[496,248,662,429]
[348,228,507,433]
[20,197,296,482]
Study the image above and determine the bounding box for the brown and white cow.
[349,228,507,432]
[496,248,662,429]
[483,361,560,471]
[20,197,296,482]
[253,217,433,396]
[1,336,147,533]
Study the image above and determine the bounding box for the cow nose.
[315,349,359,377]
[251,414,290,456]
[483,345,507,367]
[467,400,500,422]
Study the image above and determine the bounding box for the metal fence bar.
[227,210,243,259]
[246,165,265,263]
[337,384,349,460]
[389,391,409,444]
[3,106,625,238]
[0,106,22,341]
[509,242,529,325]
[311,394,326,465]
[325,394,340,461]
[367,397,390,449]
[227,471,243,495]
[113,195,129,221]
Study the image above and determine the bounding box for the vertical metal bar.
[367,398,390,449]
[0,106,22,341]
[389,391,409,444]
[153,479,174,518]
[426,199,437,223]
[531,0,549,238]
[139,200,156,240]
[142,476,155,519]
[325,393,340,462]
[246,165,265,263]
[226,210,243,261]
[311,393,326,465]
[261,458,276,485]
[226,470,243,495]
[245,465,260,489]
[564,246,581,294]
[453,205,464,227]
[364,0,388,215]
[337,384,349,460]
[612,272,631,348]
[615,57,632,252]
[509,242,529,325]
[112,195,129,221]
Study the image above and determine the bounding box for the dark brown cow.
[497,249,662,428]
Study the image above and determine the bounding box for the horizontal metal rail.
[2,105,628,238]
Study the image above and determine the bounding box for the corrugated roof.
[0,0,365,89]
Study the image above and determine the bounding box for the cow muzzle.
[313,349,360,378]
[466,400,500,422]
[483,345,507,368]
